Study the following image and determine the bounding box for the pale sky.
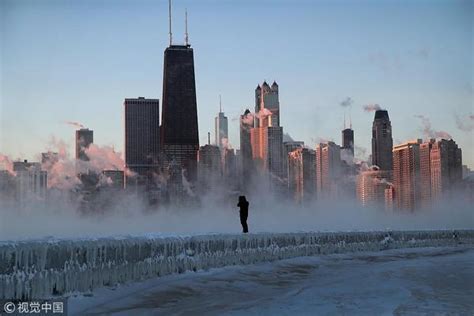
[1,0,473,166]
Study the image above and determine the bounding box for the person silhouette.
[237,196,249,233]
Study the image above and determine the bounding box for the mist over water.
[1,193,473,241]
[1,134,472,242]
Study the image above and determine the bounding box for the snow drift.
[1,230,473,299]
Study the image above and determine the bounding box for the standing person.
[237,196,249,233]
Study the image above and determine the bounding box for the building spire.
[185,8,189,46]
[219,94,222,112]
[168,0,173,46]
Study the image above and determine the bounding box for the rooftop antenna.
[219,94,222,112]
[207,132,210,145]
[168,0,173,46]
[185,8,189,46]
[349,109,353,129]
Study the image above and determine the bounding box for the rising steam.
[340,97,353,108]
[0,154,15,176]
[414,115,452,139]
[455,114,474,132]
[65,121,85,129]
[363,104,382,112]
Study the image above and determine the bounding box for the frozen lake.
[70,246,474,315]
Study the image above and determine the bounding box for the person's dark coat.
[237,196,249,233]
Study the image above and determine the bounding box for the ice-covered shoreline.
[1,230,473,299]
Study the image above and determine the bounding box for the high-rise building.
[75,128,93,161]
[161,43,199,182]
[124,97,160,179]
[342,127,354,157]
[13,160,47,205]
[251,81,284,182]
[419,139,435,208]
[288,148,316,204]
[215,99,228,149]
[284,141,305,157]
[356,168,392,208]
[240,109,254,187]
[250,126,285,178]
[223,148,237,179]
[315,142,341,199]
[283,141,304,177]
[430,139,462,200]
[198,144,222,188]
[255,81,280,127]
[198,145,222,174]
[385,185,395,210]
[392,140,422,211]
[371,110,393,170]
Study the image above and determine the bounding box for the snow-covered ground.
[69,246,474,315]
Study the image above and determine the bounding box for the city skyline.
[1,0,473,167]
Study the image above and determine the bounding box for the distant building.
[161,44,199,183]
[124,97,160,182]
[288,148,316,204]
[342,127,354,157]
[430,139,462,200]
[102,170,125,189]
[392,140,422,211]
[223,148,237,181]
[75,128,93,161]
[371,110,393,171]
[356,168,392,208]
[198,144,222,184]
[41,152,59,166]
[315,142,341,199]
[251,81,284,181]
[13,160,47,205]
[462,165,474,180]
[283,141,304,178]
[0,170,15,202]
[384,184,395,211]
[284,141,305,159]
[250,126,285,179]
[240,109,254,188]
[419,139,435,208]
[255,81,280,127]
[215,103,228,149]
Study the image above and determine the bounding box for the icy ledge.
[1,230,473,299]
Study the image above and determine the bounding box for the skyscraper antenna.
[349,108,352,129]
[185,8,189,46]
[219,94,222,112]
[168,0,173,46]
[208,132,210,145]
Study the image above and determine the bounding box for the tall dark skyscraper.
[124,97,160,177]
[342,127,354,156]
[75,128,93,161]
[160,43,199,181]
[371,110,393,170]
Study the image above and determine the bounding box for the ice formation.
[1,230,472,299]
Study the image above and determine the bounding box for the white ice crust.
[1,230,472,299]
